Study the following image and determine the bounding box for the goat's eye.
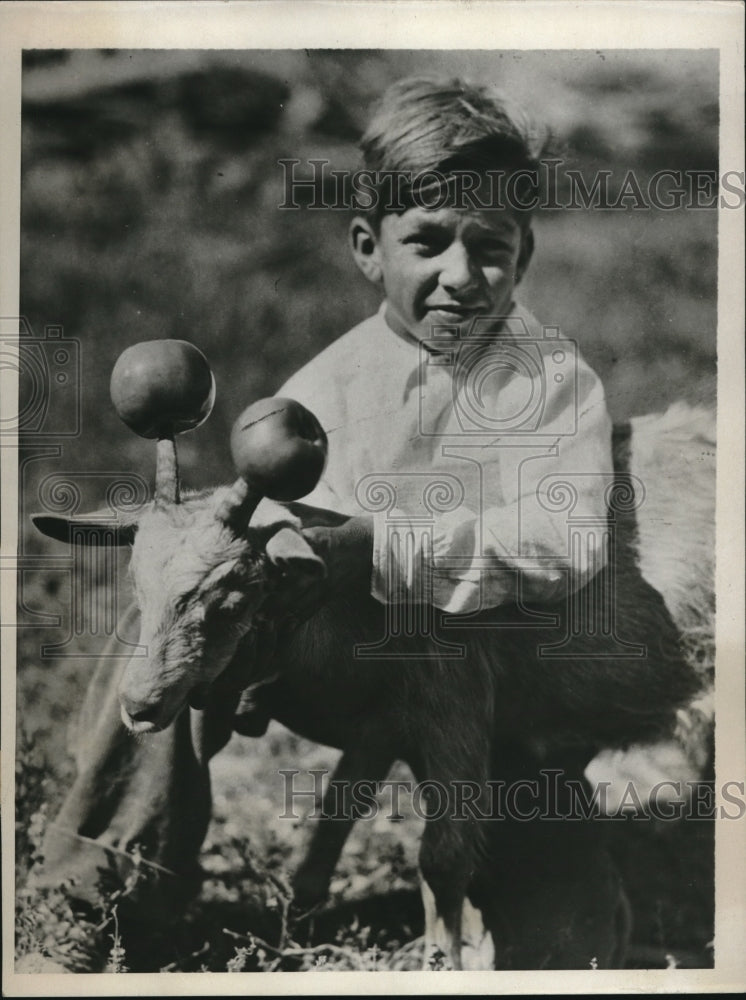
[221,591,248,615]
[201,589,248,619]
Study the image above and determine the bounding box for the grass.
[15,714,715,971]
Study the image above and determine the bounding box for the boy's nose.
[439,244,480,294]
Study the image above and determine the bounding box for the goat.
[33,402,713,970]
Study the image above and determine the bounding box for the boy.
[28,76,616,970]
[272,76,612,620]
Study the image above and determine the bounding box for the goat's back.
[627,403,715,632]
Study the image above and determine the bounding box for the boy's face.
[352,205,532,345]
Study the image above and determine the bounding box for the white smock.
[279,301,613,614]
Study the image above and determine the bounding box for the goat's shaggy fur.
[630,403,715,642]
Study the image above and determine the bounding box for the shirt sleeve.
[370,357,614,614]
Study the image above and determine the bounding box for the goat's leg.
[411,685,493,971]
[418,812,483,971]
[292,742,395,910]
[415,754,491,971]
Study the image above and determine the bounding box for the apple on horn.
[110,339,216,503]
[230,397,328,502]
[110,339,215,439]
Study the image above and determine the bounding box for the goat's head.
[122,490,324,732]
[33,341,328,734]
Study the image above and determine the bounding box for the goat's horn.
[217,477,263,531]
[155,434,181,504]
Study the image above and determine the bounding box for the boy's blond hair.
[360,75,551,224]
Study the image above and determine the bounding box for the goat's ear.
[265,526,326,578]
[31,510,140,547]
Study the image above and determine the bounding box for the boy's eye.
[403,235,445,256]
[402,228,451,253]
[476,240,514,260]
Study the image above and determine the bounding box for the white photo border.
[1,1,743,995]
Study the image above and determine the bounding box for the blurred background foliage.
[20,48,717,496]
[16,48,717,970]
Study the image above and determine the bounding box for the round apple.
[110,340,215,439]
[230,397,328,501]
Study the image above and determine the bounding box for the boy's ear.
[516,227,534,285]
[349,216,383,285]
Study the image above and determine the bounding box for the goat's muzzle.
[119,695,163,735]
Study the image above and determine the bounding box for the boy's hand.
[260,515,374,625]
[303,515,374,595]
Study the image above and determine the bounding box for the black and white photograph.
[1,1,744,994]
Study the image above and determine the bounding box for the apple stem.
[155,433,181,505]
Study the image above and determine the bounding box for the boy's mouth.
[424,304,486,324]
